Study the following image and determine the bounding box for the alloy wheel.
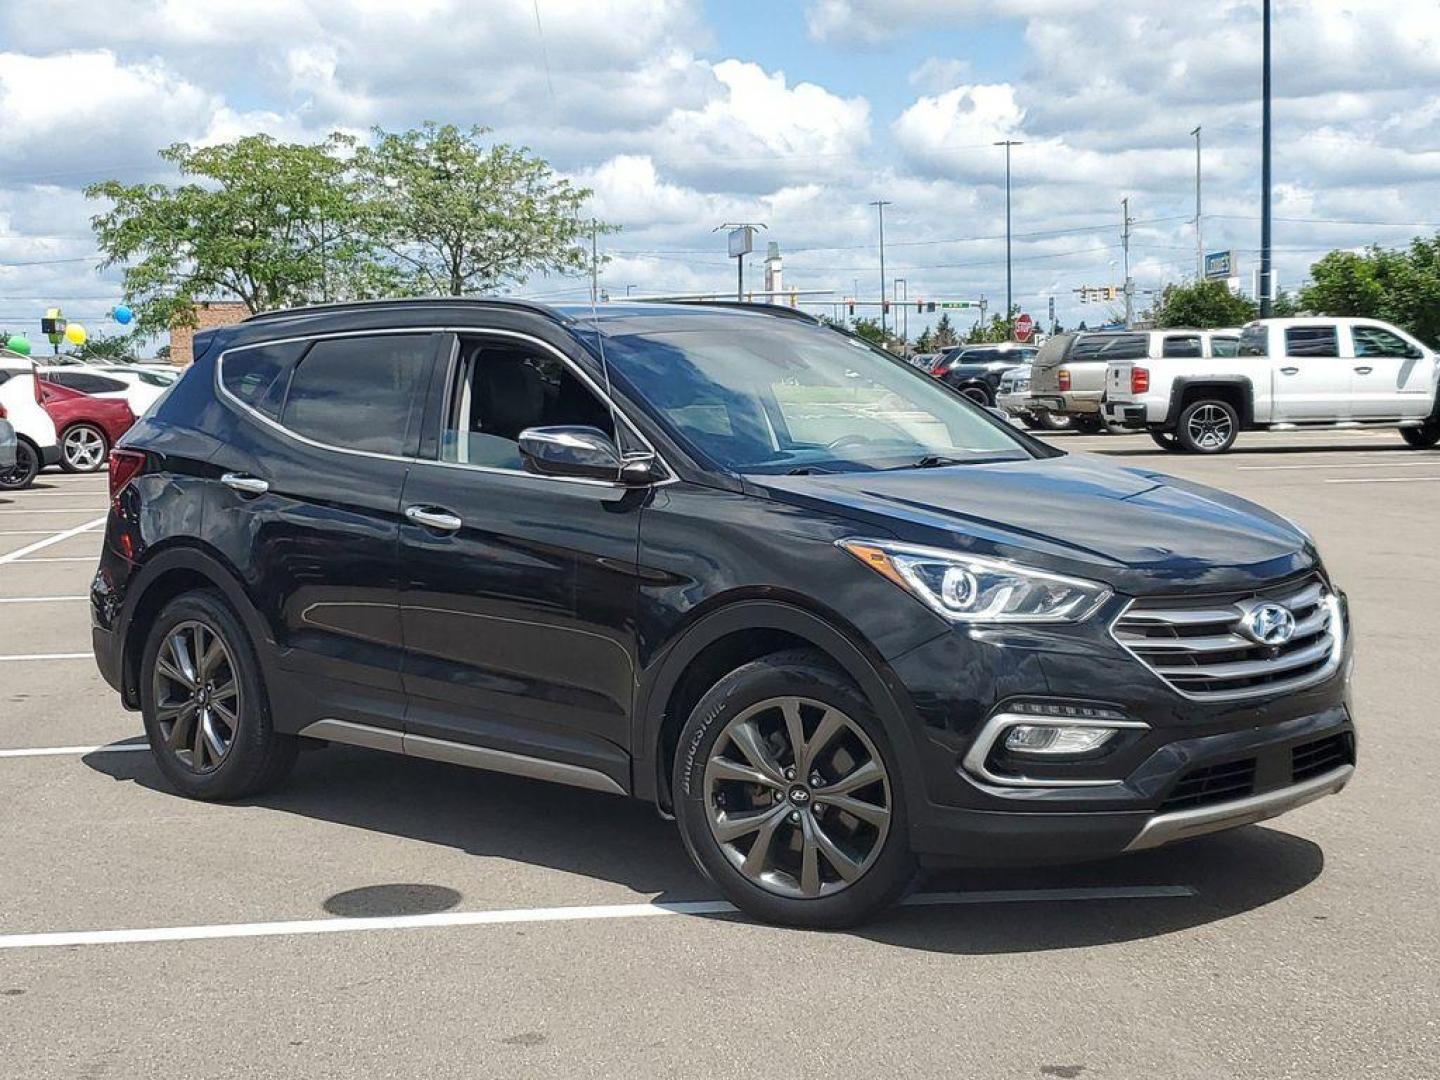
[703,696,891,899]
[1186,404,1233,450]
[63,426,107,471]
[152,620,241,773]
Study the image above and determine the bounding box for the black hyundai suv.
[91,299,1356,927]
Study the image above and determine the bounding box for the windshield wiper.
[912,455,964,468]
[786,465,836,475]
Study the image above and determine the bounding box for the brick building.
[168,300,250,365]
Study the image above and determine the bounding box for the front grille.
[1291,733,1354,783]
[1160,757,1256,812]
[1112,575,1340,701]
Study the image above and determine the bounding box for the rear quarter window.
[280,334,432,456]
[222,341,308,419]
[1285,326,1339,357]
[1238,326,1269,356]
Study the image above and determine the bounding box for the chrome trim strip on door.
[296,718,627,796]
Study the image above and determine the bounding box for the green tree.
[850,317,888,347]
[913,327,935,352]
[1300,239,1440,344]
[1151,280,1258,329]
[76,332,137,363]
[87,134,376,334]
[932,313,958,348]
[354,123,602,296]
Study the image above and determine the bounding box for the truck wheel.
[1037,412,1072,431]
[1149,430,1183,452]
[1400,421,1439,449]
[1176,399,1239,454]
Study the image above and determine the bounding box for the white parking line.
[0,652,93,662]
[0,885,1195,951]
[0,516,106,565]
[3,556,98,563]
[1324,477,1440,484]
[0,508,107,514]
[0,595,88,603]
[0,743,146,758]
[1239,460,1440,471]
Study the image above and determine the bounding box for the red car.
[38,379,136,473]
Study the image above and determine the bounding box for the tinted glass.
[222,341,307,419]
[1352,325,1417,358]
[1070,334,1148,361]
[596,324,1033,474]
[281,334,430,455]
[52,371,125,393]
[0,371,10,386]
[441,338,614,470]
[1238,325,1269,356]
[956,348,1003,363]
[1211,336,1240,357]
[1285,326,1339,357]
[1162,335,1202,358]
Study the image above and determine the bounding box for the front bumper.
[995,391,1032,417]
[38,442,61,468]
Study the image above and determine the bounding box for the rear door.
[207,331,437,734]
[1348,323,1432,419]
[1272,324,1349,421]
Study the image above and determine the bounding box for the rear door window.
[281,334,433,456]
[1238,325,1269,356]
[1285,326,1339,357]
[1211,336,1240,357]
[222,341,308,419]
[1162,335,1202,358]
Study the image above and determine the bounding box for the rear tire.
[140,590,297,801]
[0,440,40,490]
[1149,430,1183,452]
[1400,421,1439,449]
[60,423,109,473]
[1175,399,1239,454]
[672,649,917,928]
[1037,412,1072,431]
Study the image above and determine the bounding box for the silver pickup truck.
[1027,331,1149,432]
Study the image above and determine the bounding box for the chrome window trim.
[961,713,1149,789]
[214,325,676,489]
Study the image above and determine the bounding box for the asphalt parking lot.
[2,431,1437,1079]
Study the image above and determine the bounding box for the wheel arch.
[634,597,920,814]
[1165,376,1254,428]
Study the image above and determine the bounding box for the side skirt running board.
[297,718,627,797]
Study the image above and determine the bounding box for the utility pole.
[1192,125,1203,281]
[590,219,599,305]
[1259,0,1274,317]
[1121,197,1134,329]
[993,140,1023,334]
[870,200,892,338]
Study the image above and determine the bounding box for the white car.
[1102,317,1440,453]
[0,357,62,488]
[41,365,174,416]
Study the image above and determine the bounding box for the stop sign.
[1014,313,1035,342]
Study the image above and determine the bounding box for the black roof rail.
[241,296,569,325]
[644,298,821,325]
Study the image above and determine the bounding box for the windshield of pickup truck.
[596,324,1037,474]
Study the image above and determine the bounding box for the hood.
[751,453,1316,594]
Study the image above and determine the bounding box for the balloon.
[4,334,30,355]
[64,323,87,346]
[113,305,133,325]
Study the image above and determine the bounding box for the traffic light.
[848,300,855,316]
[916,300,923,313]
[926,302,936,313]
[882,300,890,314]
[1105,286,1119,301]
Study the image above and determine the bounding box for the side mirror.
[518,425,640,483]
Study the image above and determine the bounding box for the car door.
[1272,324,1349,421]
[397,329,647,789]
[1348,323,1432,419]
[206,331,437,734]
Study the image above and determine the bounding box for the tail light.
[108,449,146,503]
[1057,369,1071,391]
[1131,367,1150,394]
[930,357,949,376]
[0,402,7,419]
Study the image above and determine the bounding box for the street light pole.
[1192,125,1203,281]
[1259,0,1274,317]
[994,140,1023,335]
[870,200,892,338]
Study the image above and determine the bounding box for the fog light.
[1004,724,1119,756]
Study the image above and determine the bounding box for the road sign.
[728,227,755,258]
[1204,250,1235,280]
[1014,313,1035,342]
[940,301,973,309]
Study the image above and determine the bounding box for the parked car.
[1103,318,1440,453]
[0,355,62,490]
[42,365,173,416]
[93,298,1356,928]
[996,363,1070,431]
[928,342,1039,406]
[37,379,137,473]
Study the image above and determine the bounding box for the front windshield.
[595,323,1036,474]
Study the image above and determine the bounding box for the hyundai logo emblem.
[1241,602,1296,646]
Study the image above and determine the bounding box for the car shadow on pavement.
[85,741,1325,954]
[1089,440,1437,458]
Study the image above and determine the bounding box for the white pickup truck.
[1102,317,1440,453]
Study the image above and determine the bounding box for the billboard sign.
[728,226,755,258]
[1204,250,1235,280]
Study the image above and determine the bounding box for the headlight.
[838,539,1111,623]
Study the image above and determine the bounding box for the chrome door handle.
[1280,366,1299,375]
[405,506,462,532]
[221,473,269,496]
[1354,366,1373,375]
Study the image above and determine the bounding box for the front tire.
[60,423,109,473]
[1149,429,1183,452]
[1401,420,1440,449]
[1176,399,1239,454]
[673,650,916,928]
[0,440,40,490]
[140,590,297,800]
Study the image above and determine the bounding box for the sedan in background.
[37,379,136,472]
[41,366,173,416]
